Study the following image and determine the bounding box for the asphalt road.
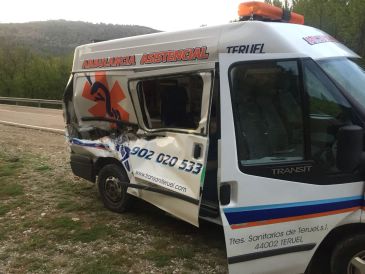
[0,104,64,132]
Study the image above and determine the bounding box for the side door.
[218,54,364,274]
[128,66,213,227]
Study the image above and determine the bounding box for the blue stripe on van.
[224,196,363,226]
[224,196,363,213]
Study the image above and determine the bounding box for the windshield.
[318,58,365,106]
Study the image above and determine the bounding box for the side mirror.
[337,125,363,172]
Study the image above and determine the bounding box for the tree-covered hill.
[265,0,365,58]
[0,20,159,100]
[0,20,159,55]
[1,3,365,101]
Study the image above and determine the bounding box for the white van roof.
[72,21,358,72]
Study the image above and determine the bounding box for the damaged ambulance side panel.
[73,71,138,131]
[65,66,214,227]
[127,133,208,226]
[127,67,214,226]
[64,71,139,182]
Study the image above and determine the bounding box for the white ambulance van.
[63,2,365,273]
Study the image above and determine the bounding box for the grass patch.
[0,159,22,177]
[0,253,10,261]
[56,200,85,212]
[0,199,26,216]
[143,250,174,267]
[21,235,49,251]
[75,251,132,274]
[75,261,122,274]
[38,216,83,241]
[175,246,195,259]
[38,217,114,243]
[34,164,52,172]
[143,242,195,267]
[0,226,8,241]
[72,223,112,243]
[40,216,82,231]
[0,204,12,216]
[11,256,49,272]
[183,260,200,270]
[55,179,95,198]
[0,154,25,197]
[0,182,24,197]
[151,238,170,249]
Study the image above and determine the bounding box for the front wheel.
[330,234,365,274]
[98,164,133,213]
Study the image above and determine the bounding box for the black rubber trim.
[81,116,137,128]
[119,182,200,205]
[70,154,95,183]
[228,243,316,264]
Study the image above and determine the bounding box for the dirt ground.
[0,124,228,274]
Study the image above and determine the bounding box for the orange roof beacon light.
[238,1,304,25]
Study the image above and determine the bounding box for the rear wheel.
[98,164,133,213]
[330,234,365,274]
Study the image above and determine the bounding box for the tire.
[98,164,133,213]
[330,234,365,274]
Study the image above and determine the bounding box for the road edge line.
[0,120,65,135]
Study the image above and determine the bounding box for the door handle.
[193,143,203,159]
[220,184,231,206]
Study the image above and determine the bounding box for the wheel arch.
[94,157,126,177]
[306,222,365,274]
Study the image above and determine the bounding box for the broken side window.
[137,74,204,130]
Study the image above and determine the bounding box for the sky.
[0,0,266,31]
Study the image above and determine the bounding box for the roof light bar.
[238,1,304,24]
